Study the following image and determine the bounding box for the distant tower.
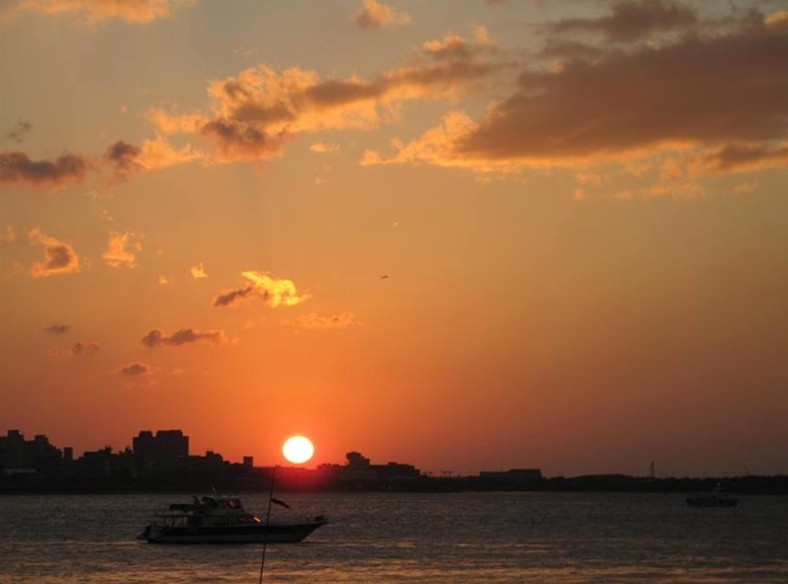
[650,461,655,479]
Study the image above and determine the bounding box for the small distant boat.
[138,495,327,544]
[686,486,739,508]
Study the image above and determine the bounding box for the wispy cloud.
[549,0,697,42]
[50,341,99,356]
[0,226,18,243]
[310,142,340,154]
[213,271,311,308]
[8,0,195,25]
[5,121,32,144]
[28,228,80,278]
[355,0,410,29]
[190,262,208,278]
[102,231,142,269]
[283,312,361,330]
[105,137,202,182]
[44,324,71,335]
[696,143,788,174]
[141,327,226,348]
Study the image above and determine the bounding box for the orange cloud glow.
[213,271,311,308]
[696,142,788,174]
[28,228,80,278]
[355,0,410,29]
[151,30,499,163]
[105,137,202,182]
[102,231,141,269]
[190,262,208,278]
[14,0,194,24]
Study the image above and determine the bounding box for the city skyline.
[1,1,787,479]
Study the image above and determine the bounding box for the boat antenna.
[258,465,277,584]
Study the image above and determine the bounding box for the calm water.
[0,492,786,583]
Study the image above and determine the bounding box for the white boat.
[138,495,327,544]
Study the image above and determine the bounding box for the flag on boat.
[271,497,291,508]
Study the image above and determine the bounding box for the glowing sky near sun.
[1,0,787,477]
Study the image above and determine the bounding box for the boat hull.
[139,520,327,544]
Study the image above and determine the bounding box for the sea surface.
[0,491,786,583]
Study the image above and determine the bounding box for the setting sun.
[282,436,314,464]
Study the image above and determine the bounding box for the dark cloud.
[141,327,225,348]
[28,228,81,278]
[44,324,71,335]
[212,283,257,307]
[199,119,289,161]
[455,24,788,164]
[551,0,697,42]
[385,60,497,92]
[0,150,88,187]
[105,140,143,180]
[699,142,788,173]
[303,78,384,108]
[118,362,151,376]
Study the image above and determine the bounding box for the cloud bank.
[150,29,500,163]
[364,9,788,176]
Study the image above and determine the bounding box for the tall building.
[132,430,189,473]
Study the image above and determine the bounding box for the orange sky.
[1,0,787,477]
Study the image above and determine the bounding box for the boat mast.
[258,465,277,583]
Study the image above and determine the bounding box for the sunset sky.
[1,0,787,478]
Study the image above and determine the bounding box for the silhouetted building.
[346,451,371,468]
[317,451,422,489]
[132,430,189,475]
[0,429,61,475]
